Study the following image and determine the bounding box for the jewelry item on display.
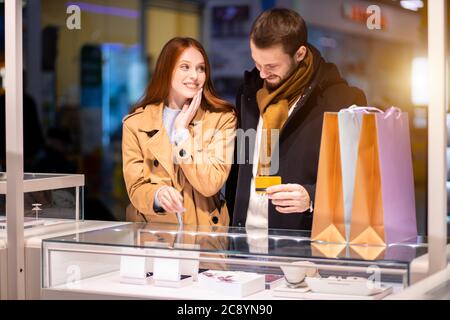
[31,203,42,219]
[0,203,46,229]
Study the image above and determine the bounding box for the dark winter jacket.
[226,44,367,230]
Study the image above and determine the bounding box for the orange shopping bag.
[311,113,346,243]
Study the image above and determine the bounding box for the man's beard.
[265,60,299,92]
[265,77,283,91]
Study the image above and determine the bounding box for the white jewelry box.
[153,275,193,288]
[305,276,393,297]
[198,270,265,298]
[119,255,152,285]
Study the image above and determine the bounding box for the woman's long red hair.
[130,37,234,114]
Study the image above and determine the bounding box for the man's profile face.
[250,41,301,91]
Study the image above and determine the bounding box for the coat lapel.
[138,103,176,181]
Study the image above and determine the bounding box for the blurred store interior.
[0,0,448,235]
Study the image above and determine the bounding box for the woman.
[122,37,236,227]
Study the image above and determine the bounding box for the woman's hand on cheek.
[174,88,203,131]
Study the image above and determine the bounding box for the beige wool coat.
[122,102,236,227]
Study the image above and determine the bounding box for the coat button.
[179,149,186,157]
[237,222,242,227]
[153,159,159,167]
[148,130,158,138]
[212,216,219,224]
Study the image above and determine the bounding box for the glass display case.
[0,173,84,229]
[0,172,89,299]
[41,222,436,300]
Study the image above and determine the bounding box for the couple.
[122,8,366,230]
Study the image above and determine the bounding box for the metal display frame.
[5,0,25,300]
[427,0,448,275]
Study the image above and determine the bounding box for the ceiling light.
[400,0,424,12]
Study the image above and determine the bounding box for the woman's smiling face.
[168,47,206,108]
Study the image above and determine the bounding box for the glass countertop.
[0,172,76,181]
[42,222,438,266]
[0,172,84,193]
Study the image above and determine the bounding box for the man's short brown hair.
[250,8,308,56]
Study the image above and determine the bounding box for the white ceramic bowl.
[280,261,319,285]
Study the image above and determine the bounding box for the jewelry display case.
[0,220,130,300]
[0,172,131,299]
[41,222,439,300]
[0,173,85,229]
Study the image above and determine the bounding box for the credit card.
[255,176,282,194]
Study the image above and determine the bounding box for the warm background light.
[411,57,428,106]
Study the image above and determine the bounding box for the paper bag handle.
[384,107,402,119]
[341,105,384,114]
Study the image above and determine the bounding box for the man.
[226,8,366,230]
